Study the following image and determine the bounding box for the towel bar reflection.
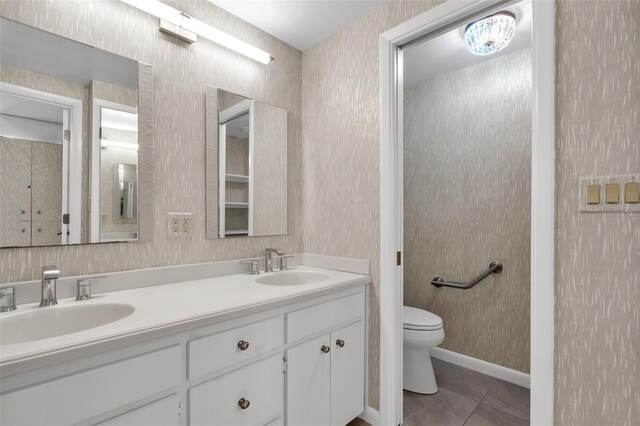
[431,261,503,289]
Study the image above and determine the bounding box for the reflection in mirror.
[0,17,141,247]
[207,88,287,238]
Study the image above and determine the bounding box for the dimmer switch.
[605,184,620,204]
[587,185,600,204]
[625,182,640,203]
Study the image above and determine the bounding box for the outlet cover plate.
[167,212,194,238]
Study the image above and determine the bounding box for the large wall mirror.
[206,87,288,239]
[0,18,153,248]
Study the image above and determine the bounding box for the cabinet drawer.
[189,354,283,426]
[0,346,182,426]
[286,292,364,343]
[98,394,179,426]
[189,316,282,380]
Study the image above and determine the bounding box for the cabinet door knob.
[336,339,345,348]
[37,210,41,214]
[238,398,250,409]
[321,345,330,353]
[21,210,25,214]
[237,340,250,351]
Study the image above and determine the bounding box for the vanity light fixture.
[120,0,273,64]
[101,140,139,150]
[464,12,516,56]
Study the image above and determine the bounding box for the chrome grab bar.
[431,261,503,289]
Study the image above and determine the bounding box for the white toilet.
[403,306,445,394]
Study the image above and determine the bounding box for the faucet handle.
[279,255,295,271]
[76,276,107,301]
[42,267,60,280]
[242,260,260,275]
[0,287,17,313]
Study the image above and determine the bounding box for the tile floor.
[347,357,530,426]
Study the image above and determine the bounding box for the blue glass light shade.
[464,12,516,56]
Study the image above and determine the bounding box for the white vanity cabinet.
[285,294,366,426]
[0,284,367,426]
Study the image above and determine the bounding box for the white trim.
[430,347,531,389]
[90,98,138,243]
[248,100,255,237]
[358,407,380,426]
[379,1,555,425]
[529,1,556,424]
[0,82,82,245]
[218,99,251,123]
[218,122,227,238]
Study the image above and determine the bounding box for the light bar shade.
[121,0,273,64]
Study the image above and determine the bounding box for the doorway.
[379,1,555,425]
[0,82,82,245]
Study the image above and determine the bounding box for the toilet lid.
[403,306,443,330]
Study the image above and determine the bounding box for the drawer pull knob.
[238,398,250,409]
[237,340,250,351]
[336,339,345,348]
[321,345,330,353]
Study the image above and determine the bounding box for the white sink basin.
[0,302,135,345]
[255,270,330,286]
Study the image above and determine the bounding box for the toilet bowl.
[403,306,445,394]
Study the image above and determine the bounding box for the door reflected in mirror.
[207,88,288,238]
[0,17,144,248]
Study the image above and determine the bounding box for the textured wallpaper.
[302,0,639,420]
[0,0,303,282]
[403,48,531,374]
[301,0,445,409]
[554,0,640,424]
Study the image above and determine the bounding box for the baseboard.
[358,406,380,426]
[430,347,530,389]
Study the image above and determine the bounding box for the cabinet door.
[330,321,365,426]
[285,334,331,426]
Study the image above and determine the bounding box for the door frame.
[378,1,556,425]
[0,82,83,245]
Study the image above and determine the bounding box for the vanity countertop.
[0,266,369,376]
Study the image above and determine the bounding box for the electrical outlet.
[167,213,193,238]
[181,216,192,236]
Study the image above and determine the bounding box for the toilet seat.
[403,306,443,331]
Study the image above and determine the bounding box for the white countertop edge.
[0,272,370,377]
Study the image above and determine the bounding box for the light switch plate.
[579,174,640,214]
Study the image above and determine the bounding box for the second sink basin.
[255,270,330,286]
[0,302,135,345]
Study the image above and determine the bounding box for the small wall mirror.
[206,87,288,238]
[0,18,152,248]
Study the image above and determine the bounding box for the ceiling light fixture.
[120,0,273,64]
[464,12,516,56]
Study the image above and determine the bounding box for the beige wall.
[0,0,303,282]
[403,48,531,374]
[302,0,639,422]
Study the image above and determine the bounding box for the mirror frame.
[132,62,154,242]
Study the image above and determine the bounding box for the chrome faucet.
[40,266,60,307]
[265,248,284,273]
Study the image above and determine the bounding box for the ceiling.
[209,0,388,51]
[1,18,138,90]
[0,93,64,124]
[403,0,532,88]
